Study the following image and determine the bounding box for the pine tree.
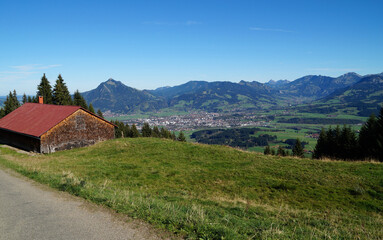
[27,96,32,103]
[73,90,88,109]
[97,109,104,118]
[141,122,152,137]
[292,138,304,158]
[22,93,27,104]
[313,128,327,159]
[358,114,378,159]
[377,107,383,162]
[277,146,287,156]
[88,103,95,114]
[171,132,177,141]
[160,127,171,139]
[264,145,271,155]
[131,124,140,138]
[271,148,276,155]
[3,90,20,116]
[125,124,132,138]
[177,131,186,142]
[0,108,5,118]
[53,74,72,105]
[37,73,53,104]
[152,126,160,138]
[340,125,357,160]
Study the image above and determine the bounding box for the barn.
[0,101,115,153]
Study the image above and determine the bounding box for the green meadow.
[1,138,382,239]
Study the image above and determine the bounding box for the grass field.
[1,138,382,239]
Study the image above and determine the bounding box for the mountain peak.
[339,72,361,78]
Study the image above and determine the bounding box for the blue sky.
[1,0,382,95]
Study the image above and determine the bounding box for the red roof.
[0,103,83,137]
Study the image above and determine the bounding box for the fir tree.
[27,96,32,103]
[88,103,95,114]
[53,74,72,105]
[37,73,53,104]
[359,114,378,159]
[160,127,171,139]
[171,132,177,141]
[313,128,327,159]
[131,124,140,138]
[152,126,160,138]
[73,90,88,109]
[264,145,271,155]
[22,93,27,104]
[141,122,152,137]
[377,108,383,162]
[271,148,276,155]
[340,125,357,160]
[277,146,287,156]
[177,131,186,142]
[97,109,104,118]
[125,124,132,138]
[3,90,20,116]
[292,138,304,158]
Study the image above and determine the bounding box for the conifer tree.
[264,145,271,155]
[171,132,177,141]
[152,126,160,138]
[97,109,104,118]
[141,122,152,137]
[292,138,304,158]
[313,128,327,159]
[73,90,88,109]
[131,124,140,138]
[178,131,186,142]
[53,74,72,105]
[27,96,32,103]
[22,93,27,104]
[271,148,276,155]
[160,127,171,139]
[340,125,357,160]
[377,108,383,162]
[3,90,20,116]
[37,73,53,104]
[277,146,287,156]
[125,124,132,138]
[359,114,378,159]
[88,103,95,114]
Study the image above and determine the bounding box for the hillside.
[315,74,383,116]
[149,80,277,111]
[80,72,369,114]
[1,138,382,239]
[82,79,167,113]
[275,72,361,101]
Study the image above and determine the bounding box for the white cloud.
[249,27,293,33]
[11,64,62,71]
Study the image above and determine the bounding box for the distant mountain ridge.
[81,72,382,115]
[82,78,167,113]
[318,74,383,116]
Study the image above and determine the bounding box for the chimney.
[38,96,44,104]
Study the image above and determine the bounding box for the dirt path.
[0,168,172,240]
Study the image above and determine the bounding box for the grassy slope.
[0,138,382,239]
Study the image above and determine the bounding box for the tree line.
[264,138,305,158]
[313,107,383,161]
[112,121,186,142]
[0,74,103,118]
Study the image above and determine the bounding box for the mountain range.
[82,72,383,116]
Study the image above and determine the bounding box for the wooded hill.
[81,72,382,116]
